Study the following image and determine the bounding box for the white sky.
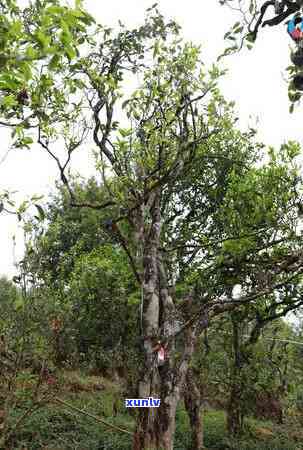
[0,0,302,278]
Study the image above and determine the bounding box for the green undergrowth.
[174,408,299,450]
[1,371,302,450]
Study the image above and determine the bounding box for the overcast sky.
[0,0,301,278]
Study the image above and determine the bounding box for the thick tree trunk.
[133,325,197,449]
[133,389,179,450]
[133,190,180,450]
[133,301,196,449]
[133,349,195,450]
[132,190,200,449]
[184,368,204,450]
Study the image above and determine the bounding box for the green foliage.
[0,276,19,324]
[0,0,94,150]
[24,178,139,373]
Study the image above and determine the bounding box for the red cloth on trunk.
[291,28,303,41]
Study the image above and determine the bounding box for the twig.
[54,397,133,436]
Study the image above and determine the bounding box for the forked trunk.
[133,388,179,450]
[132,190,198,449]
[133,189,180,449]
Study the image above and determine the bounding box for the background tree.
[23,178,139,375]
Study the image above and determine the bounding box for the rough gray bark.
[133,194,197,449]
[132,190,175,450]
[133,329,196,450]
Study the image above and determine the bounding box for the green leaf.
[46,6,64,14]
[35,204,45,221]
[65,45,77,61]
[31,194,44,201]
[10,20,22,36]
[35,30,50,49]
[107,75,117,90]
[49,54,60,70]
[1,94,17,107]
[119,128,132,138]
[60,31,72,46]
[22,136,34,146]
[246,33,256,43]
[19,61,32,81]
[25,46,38,60]
[0,74,20,90]
[70,9,86,18]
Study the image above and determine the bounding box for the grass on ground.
[1,370,302,450]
